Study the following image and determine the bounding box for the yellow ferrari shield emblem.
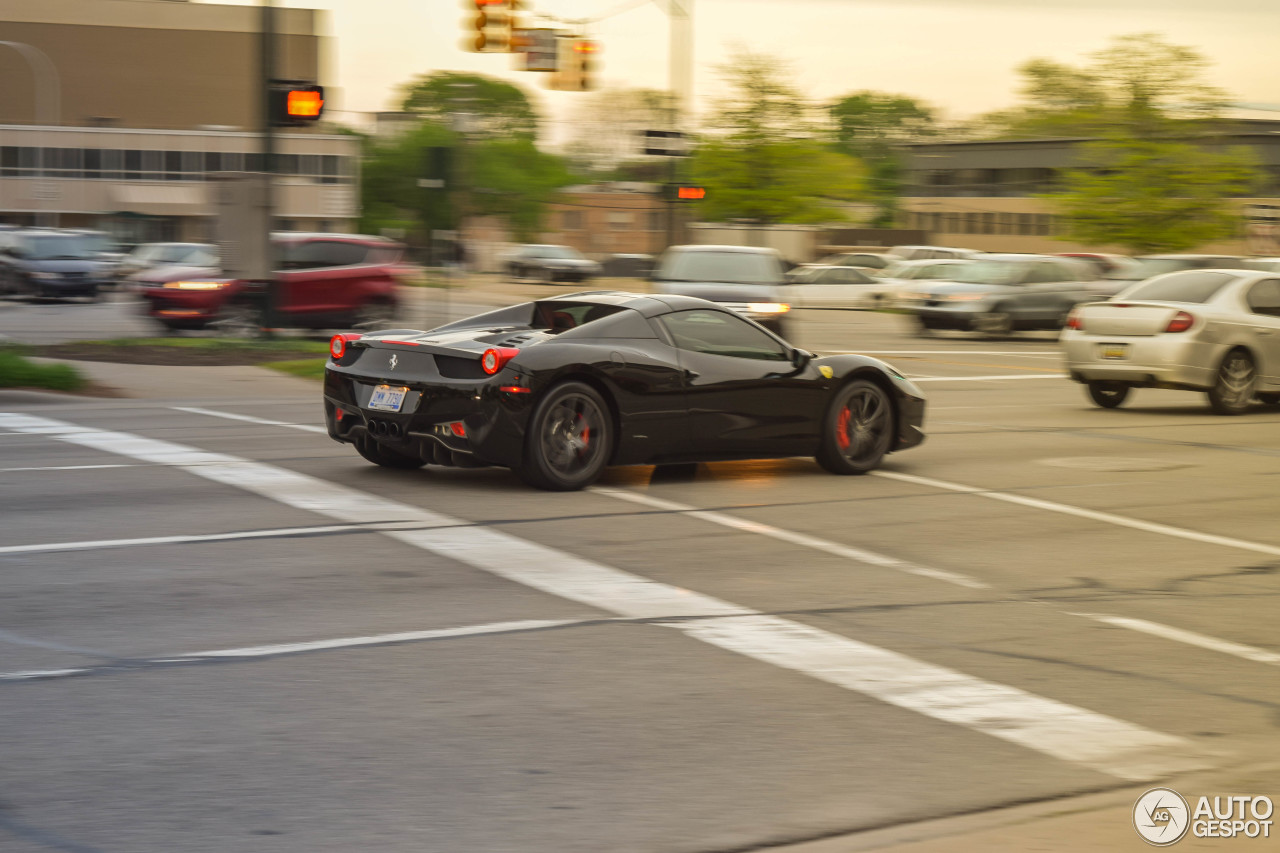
[819,366,834,379]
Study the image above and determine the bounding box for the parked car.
[1063,269,1280,414]
[323,292,926,490]
[784,264,887,309]
[506,244,601,283]
[810,251,895,273]
[137,233,405,333]
[0,229,111,300]
[901,254,1099,335]
[1103,254,1253,290]
[874,259,975,306]
[64,229,127,275]
[888,245,978,261]
[116,242,218,282]
[1243,257,1280,273]
[650,244,792,336]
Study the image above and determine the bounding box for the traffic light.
[463,0,510,53]
[547,37,598,91]
[269,82,324,127]
[666,184,706,201]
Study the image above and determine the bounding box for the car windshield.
[183,248,218,267]
[655,250,783,284]
[530,246,581,260]
[79,234,119,254]
[1123,271,1238,303]
[157,245,200,262]
[948,261,1025,286]
[21,234,94,260]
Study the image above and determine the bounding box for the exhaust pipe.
[366,419,403,438]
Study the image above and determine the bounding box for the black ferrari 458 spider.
[323,292,926,490]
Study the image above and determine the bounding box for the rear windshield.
[1122,271,1238,303]
[533,301,625,333]
[655,250,784,285]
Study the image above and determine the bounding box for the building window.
[608,212,631,231]
[562,210,582,230]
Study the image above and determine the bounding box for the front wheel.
[353,435,426,469]
[519,381,612,491]
[1087,381,1130,409]
[211,300,263,339]
[816,379,895,475]
[1207,350,1257,415]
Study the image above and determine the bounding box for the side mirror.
[791,348,813,369]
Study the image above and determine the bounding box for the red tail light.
[1065,310,1082,331]
[480,347,519,375]
[330,333,362,359]
[1165,311,1195,333]
[450,421,466,437]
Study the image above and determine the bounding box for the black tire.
[519,381,612,491]
[541,266,556,284]
[973,308,1013,337]
[1259,392,1280,405]
[816,379,895,475]
[212,300,263,339]
[1207,349,1257,415]
[1087,381,1130,409]
[353,434,426,469]
[915,316,934,337]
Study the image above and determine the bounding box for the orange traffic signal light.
[270,82,324,126]
[677,186,706,200]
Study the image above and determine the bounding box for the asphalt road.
[2,288,1280,852]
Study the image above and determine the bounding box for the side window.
[659,309,789,361]
[1024,263,1064,284]
[310,241,369,268]
[1246,279,1280,317]
[813,269,838,284]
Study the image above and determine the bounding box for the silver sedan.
[1062,269,1280,414]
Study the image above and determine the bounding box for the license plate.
[1100,344,1130,360]
[368,385,408,412]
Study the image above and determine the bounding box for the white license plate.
[368,385,408,412]
[1100,344,1130,360]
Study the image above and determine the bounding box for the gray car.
[507,244,601,283]
[651,244,793,336]
[901,254,1100,335]
[1062,269,1280,414]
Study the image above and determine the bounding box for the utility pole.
[259,0,277,334]
[665,0,692,249]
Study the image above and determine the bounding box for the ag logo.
[388,353,398,370]
[1135,787,1190,846]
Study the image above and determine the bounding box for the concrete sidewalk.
[32,358,318,401]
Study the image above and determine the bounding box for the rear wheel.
[353,434,426,469]
[816,379,895,475]
[1207,349,1257,415]
[1087,381,1130,409]
[519,381,612,491]
[973,309,1013,337]
[1259,392,1280,405]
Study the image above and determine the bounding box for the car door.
[277,240,367,326]
[1020,261,1083,324]
[657,308,828,457]
[1243,278,1280,384]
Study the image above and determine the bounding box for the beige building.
[0,0,358,241]
[542,185,677,257]
[899,123,1280,256]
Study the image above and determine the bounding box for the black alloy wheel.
[1087,381,1130,409]
[1207,349,1257,415]
[519,381,612,491]
[817,379,895,475]
[353,434,426,469]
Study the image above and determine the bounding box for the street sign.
[642,129,688,157]
[514,28,557,72]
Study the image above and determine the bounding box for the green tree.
[399,71,540,140]
[692,50,864,224]
[1049,137,1258,253]
[829,92,937,226]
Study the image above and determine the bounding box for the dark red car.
[138,232,407,333]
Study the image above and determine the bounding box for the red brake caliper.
[836,407,852,450]
[576,413,590,449]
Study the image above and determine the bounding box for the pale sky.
[208,0,1280,144]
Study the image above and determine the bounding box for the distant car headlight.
[747,302,790,314]
[28,271,60,281]
[943,293,987,301]
[163,280,227,290]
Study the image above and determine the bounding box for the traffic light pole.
[259,0,277,335]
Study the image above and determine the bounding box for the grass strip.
[0,347,86,392]
[262,358,327,381]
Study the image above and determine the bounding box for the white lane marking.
[171,406,327,434]
[874,470,1280,559]
[0,464,135,473]
[0,522,436,556]
[1072,612,1280,666]
[0,668,91,681]
[594,488,987,589]
[185,618,582,659]
[0,412,1213,780]
[912,374,1066,383]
